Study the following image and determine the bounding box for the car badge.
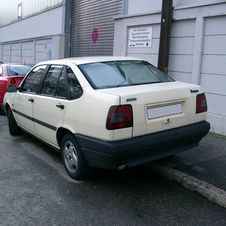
[190,90,199,93]
[126,98,137,102]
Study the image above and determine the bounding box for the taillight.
[10,79,16,85]
[196,93,207,114]
[106,105,133,130]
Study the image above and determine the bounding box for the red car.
[0,63,33,114]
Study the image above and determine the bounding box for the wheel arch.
[57,127,74,147]
[4,103,10,114]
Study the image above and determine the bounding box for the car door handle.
[28,98,34,103]
[56,104,64,110]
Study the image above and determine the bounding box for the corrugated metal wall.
[70,0,122,57]
[128,0,162,14]
[0,0,63,27]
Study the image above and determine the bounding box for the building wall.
[0,0,63,27]
[0,5,65,63]
[114,1,226,136]
[169,3,226,135]
[114,12,161,66]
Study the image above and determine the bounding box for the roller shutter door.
[70,0,122,57]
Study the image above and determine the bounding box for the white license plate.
[147,104,182,120]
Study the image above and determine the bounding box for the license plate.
[147,104,182,120]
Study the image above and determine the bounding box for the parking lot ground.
[148,133,226,208]
[0,115,225,225]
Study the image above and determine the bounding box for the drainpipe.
[158,0,173,74]
[64,0,72,58]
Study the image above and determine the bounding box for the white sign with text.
[128,27,152,48]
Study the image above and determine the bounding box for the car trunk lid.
[7,76,25,87]
[98,81,203,137]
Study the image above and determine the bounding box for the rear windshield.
[8,65,33,76]
[78,61,174,89]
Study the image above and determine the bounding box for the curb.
[149,162,226,209]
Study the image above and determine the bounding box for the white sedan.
[3,57,210,180]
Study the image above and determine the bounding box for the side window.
[40,65,63,96]
[67,66,82,99]
[56,69,66,98]
[21,65,46,93]
[0,67,2,76]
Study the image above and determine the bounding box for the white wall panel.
[11,43,21,63]
[201,15,226,135]
[201,74,226,96]
[168,20,195,81]
[203,36,226,55]
[21,41,34,63]
[35,39,52,63]
[128,0,162,15]
[168,71,192,83]
[170,37,194,55]
[3,44,10,62]
[206,94,226,116]
[204,16,226,35]
[201,55,226,75]
[174,0,225,8]
[168,55,193,73]
[171,20,196,37]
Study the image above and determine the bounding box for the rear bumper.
[75,121,210,170]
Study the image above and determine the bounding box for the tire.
[61,133,92,180]
[0,106,5,115]
[8,108,21,136]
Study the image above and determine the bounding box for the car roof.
[36,56,144,66]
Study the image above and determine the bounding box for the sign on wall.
[91,28,99,44]
[128,26,152,48]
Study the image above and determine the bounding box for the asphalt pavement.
[148,132,226,208]
[0,115,225,225]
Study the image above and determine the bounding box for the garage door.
[168,19,196,83]
[200,16,226,134]
[10,43,20,63]
[70,0,122,57]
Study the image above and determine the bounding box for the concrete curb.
[149,162,226,209]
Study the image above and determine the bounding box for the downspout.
[64,0,72,58]
[158,0,173,74]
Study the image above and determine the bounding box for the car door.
[33,65,69,147]
[14,65,47,134]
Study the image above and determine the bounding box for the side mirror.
[7,85,18,92]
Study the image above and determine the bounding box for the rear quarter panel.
[62,86,133,141]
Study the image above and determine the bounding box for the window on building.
[18,3,22,19]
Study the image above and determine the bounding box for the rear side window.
[21,65,46,93]
[67,66,82,99]
[40,65,64,97]
[39,65,82,99]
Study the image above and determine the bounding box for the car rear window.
[78,61,174,89]
[8,65,33,76]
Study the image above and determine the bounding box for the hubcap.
[63,141,78,173]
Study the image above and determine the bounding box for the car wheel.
[61,134,92,180]
[8,108,21,136]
